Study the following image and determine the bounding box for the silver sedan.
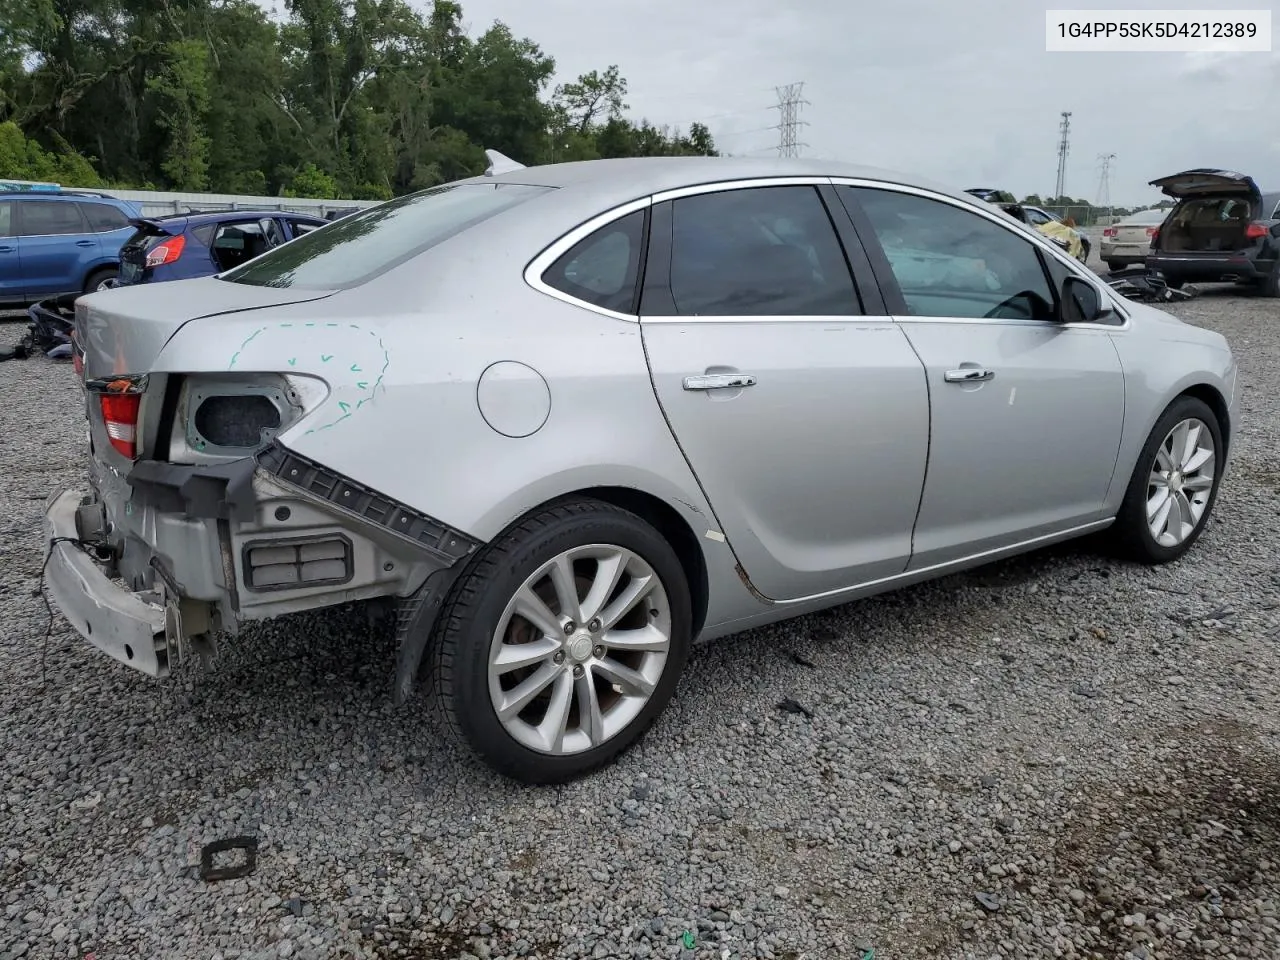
[47,154,1238,784]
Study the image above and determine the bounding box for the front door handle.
[75,240,95,247]
[683,373,757,391]
[944,367,995,383]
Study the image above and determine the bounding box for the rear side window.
[80,202,131,232]
[0,201,11,236]
[542,209,646,314]
[221,183,552,290]
[290,219,322,236]
[667,185,860,316]
[17,200,88,236]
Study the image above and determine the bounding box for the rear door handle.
[0,245,13,253]
[75,240,95,247]
[683,373,757,391]
[944,368,995,383]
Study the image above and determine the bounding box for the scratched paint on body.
[227,322,391,434]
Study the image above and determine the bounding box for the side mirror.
[1061,275,1104,323]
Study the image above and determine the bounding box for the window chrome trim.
[825,176,1131,332]
[649,175,832,205]
[523,196,654,323]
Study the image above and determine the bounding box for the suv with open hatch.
[1144,168,1280,296]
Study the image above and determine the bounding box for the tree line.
[0,0,719,199]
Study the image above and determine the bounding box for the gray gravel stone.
[4,282,1280,958]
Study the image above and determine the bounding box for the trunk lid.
[76,276,336,382]
[1149,169,1262,202]
[1113,221,1161,244]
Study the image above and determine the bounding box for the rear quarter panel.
[151,202,763,630]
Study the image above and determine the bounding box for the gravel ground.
[2,278,1280,960]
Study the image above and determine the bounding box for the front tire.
[1112,396,1223,564]
[430,498,693,785]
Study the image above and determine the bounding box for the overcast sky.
[449,0,1278,206]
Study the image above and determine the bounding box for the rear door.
[16,199,96,298]
[0,200,18,302]
[638,181,931,601]
[834,183,1125,569]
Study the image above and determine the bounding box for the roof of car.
[2,189,121,201]
[478,156,970,206]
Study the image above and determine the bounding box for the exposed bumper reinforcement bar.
[43,485,169,676]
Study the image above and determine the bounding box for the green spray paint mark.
[288,358,297,366]
[337,401,351,413]
[681,931,695,949]
[321,354,333,362]
[356,381,368,389]
[350,363,362,372]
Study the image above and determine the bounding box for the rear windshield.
[218,182,552,290]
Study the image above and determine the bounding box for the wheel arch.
[560,486,710,640]
[1176,381,1231,455]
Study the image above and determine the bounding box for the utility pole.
[1096,152,1115,216]
[1054,111,1072,200]
[773,82,809,159]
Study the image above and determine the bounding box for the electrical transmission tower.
[1054,111,1072,199]
[773,82,809,159]
[1096,153,1116,212]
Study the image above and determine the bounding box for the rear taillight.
[1245,222,1269,240]
[144,234,185,267]
[1102,227,1116,237]
[101,392,141,459]
[1150,228,1159,245]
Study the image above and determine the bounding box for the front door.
[834,184,1126,570]
[639,182,931,601]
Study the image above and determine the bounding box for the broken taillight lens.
[101,393,141,459]
[1245,222,1269,240]
[144,234,186,267]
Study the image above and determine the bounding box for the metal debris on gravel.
[2,280,1280,960]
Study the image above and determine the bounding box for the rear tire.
[1111,395,1223,565]
[429,497,693,785]
[1105,260,1125,273]
[83,267,117,294]
[1163,276,1185,290]
[1259,261,1280,298]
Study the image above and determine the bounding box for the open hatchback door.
[1149,169,1262,202]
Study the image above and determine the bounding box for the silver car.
[46,154,1239,784]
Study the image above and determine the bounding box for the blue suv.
[115,210,329,287]
[0,190,141,306]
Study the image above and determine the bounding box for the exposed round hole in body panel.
[194,394,281,448]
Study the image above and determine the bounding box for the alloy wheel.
[486,544,672,755]
[1147,417,1216,547]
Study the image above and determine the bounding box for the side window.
[1024,207,1053,226]
[668,185,859,316]
[80,202,132,232]
[840,186,1058,322]
[17,200,89,237]
[542,208,645,314]
[0,201,12,237]
[210,220,271,270]
[290,219,321,237]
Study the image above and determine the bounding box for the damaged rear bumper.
[44,484,169,675]
[43,442,484,693]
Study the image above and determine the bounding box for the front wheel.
[430,498,692,784]
[1112,396,1223,564]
